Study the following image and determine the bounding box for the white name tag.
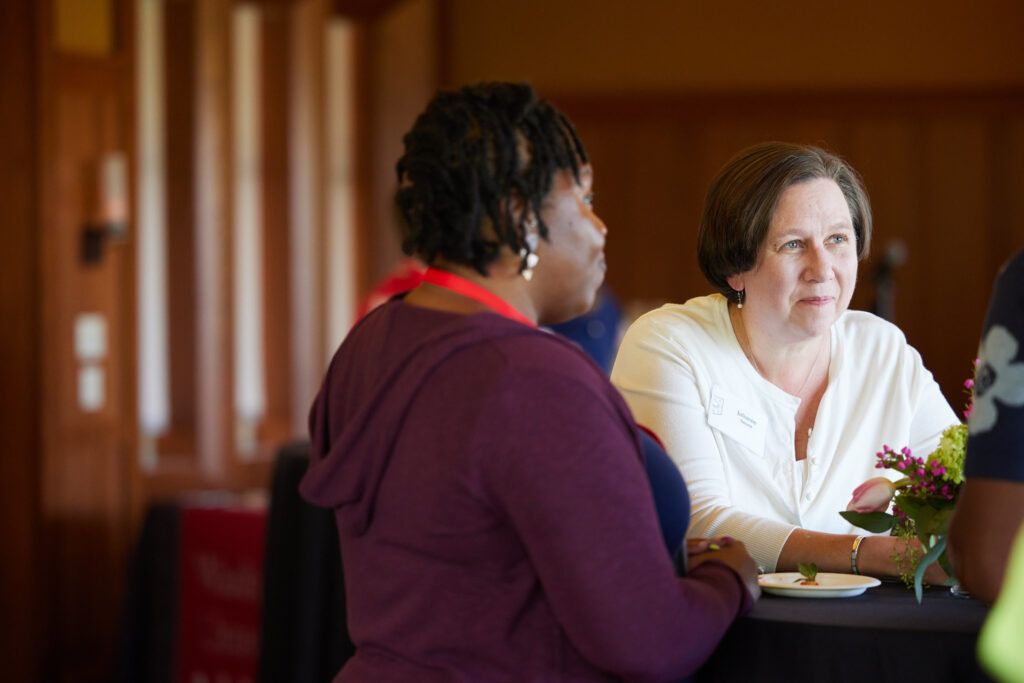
[706,384,767,457]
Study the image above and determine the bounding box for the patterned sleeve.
[964,249,1024,481]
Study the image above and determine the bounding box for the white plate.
[758,572,881,598]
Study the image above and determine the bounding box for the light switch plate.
[78,364,105,412]
[74,313,107,360]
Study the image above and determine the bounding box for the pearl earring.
[520,231,539,281]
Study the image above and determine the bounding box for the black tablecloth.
[114,502,181,683]
[258,441,353,683]
[698,581,993,682]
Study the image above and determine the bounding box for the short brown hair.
[697,142,872,302]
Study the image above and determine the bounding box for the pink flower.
[846,477,898,514]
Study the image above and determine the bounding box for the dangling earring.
[520,250,539,281]
[520,230,539,281]
[736,289,745,309]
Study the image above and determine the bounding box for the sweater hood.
[300,305,539,536]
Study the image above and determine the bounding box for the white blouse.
[611,294,958,571]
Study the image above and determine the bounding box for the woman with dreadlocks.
[300,82,758,682]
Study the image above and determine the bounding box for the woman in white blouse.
[611,142,957,578]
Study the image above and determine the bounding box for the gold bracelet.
[851,535,866,575]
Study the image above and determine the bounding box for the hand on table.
[687,536,761,601]
[924,558,950,586]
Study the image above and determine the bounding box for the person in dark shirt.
[949,249,1024,604]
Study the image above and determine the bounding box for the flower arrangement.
[840,371,974,602]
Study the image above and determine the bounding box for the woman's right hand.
[687,537,761,600]
[862,535,949,584]
[923,560,949,586]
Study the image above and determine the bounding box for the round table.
[697,580,993,682]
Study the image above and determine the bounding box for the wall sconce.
[82,152,128,265]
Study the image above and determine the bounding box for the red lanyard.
[422,267,537,328]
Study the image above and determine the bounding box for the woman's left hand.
[686,536,735,556]
[686,536,761,600]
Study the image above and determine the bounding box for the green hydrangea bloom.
[927,423,966,485]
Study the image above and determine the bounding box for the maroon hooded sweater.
[301,300,752,682]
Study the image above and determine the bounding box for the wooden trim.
[351,21,374,301]
[261,3,293,451]
[0,1,43,678]
[140,455,272,502]
[115,0,142,549]
[332,0,405,20]
[551,88,1024,123]
[164,0,199,458]
[35,0,62,670]
[435,0,452,88]
[193,0,235,477]
[288,0,328,434]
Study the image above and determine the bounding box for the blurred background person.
[548,285,624,374]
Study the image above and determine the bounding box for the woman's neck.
[405,259,538,324]
[729,303,829,398]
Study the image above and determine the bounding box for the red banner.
[175,503,267,683]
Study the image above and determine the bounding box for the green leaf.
[798,562,818,582]
[913,535,947,603]
[839,510,896,533]
[938,551,954,581]
[913,505,954,537]
[914,505,940,536]
[894,495,924,517]
[928,507,954,536]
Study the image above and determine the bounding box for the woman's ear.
[501,193,536,241]
[726,273,744,292]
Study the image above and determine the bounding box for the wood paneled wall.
[0,0,335,679]
[0,2,43,680]
[9,0,141,679]
[445,0,1024,92]
[555,91,1024,405]
[261,4,296,444]
[362,0,439,291]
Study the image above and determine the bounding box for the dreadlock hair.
[395,82,588,275]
